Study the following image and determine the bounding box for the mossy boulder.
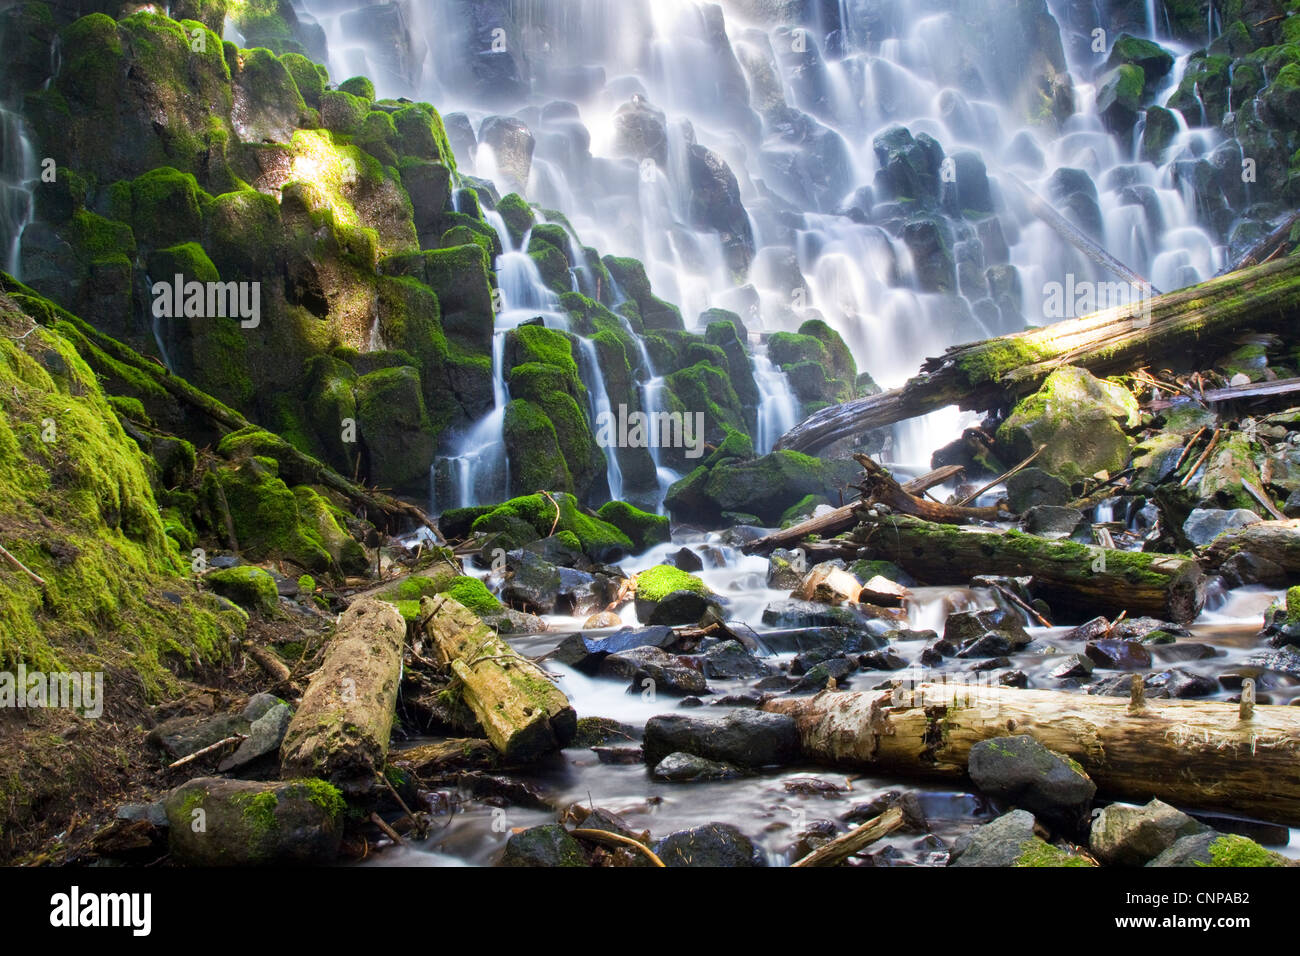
[354,366,437,497]
[666,450,853,526]
[209,458,335,572]
[204,565,279,615]
[1147,832,1290,867]
[1196,433,1262,511]
[470,493,633,561]
[596,501,671,553]
[1106,34,1175,87]
[996,367,1139,481]
[635,565,709,602]
[444,575,501,615]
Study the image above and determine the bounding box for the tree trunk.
[280,599,407,793]
[777,256,1300,454]
[854,515,1206,623]
[764,683,1300,825]
[417,594,576,761]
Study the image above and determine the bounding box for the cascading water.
[301,0,1225,505]
[0,106,34,280]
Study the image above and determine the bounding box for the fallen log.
[764,683,1300,826]
[742,465,965,555]
[1147,375,1300,411]
[854,515,1206,623]
[417,594,576,761]
[777,255,1300,454]
[790,806,905,867]
[280,599,407,793]
[855,454,1008,522]
[1226,211,1300,273]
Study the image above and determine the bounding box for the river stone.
[767,549,806,590]
[761,599,895,630]
[652,752,742,782]
[1146,831,1290,867]
[1182,508,1262,547]
[672,547,705,572]
[1049,654,1094,680]
[501,550,562,613]
[146,711,249,761]
[1090,799,1210,866]
[1085,639,1152,670]
[1023,505,1085,538]
[163,777,344,866]
[968,735,1096,832]
[702,640,773,679]
[643,710,800,768]
[654,823,764,867]
[1246,644,1300,679]
[945,609,1031,658]
[554,625,677,672]
[1006,467,1070,512]
[500,824,588,867]
[791,655,856,691]
[218,701,293,772]
[643,589,713,626]
[949,809,1039,867]
[1145,668,1217,698]
[602,646,707,697]
[479,115,535,190]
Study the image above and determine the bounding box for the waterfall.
[0,106,34,280]
[298,0,1222,508]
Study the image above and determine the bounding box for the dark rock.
[1145,668,1217,698]
[592,745,644,764]
[968,735,1096,832]
[1049,654,1094,680]
[859,649,909,671]
[500,824,588,867]
[1006,467,1070,512]
[946,609,1031,658]
[642,589,713,626]
[1147,831,1288,867]
[1023,506,1085,538]
[1085,639,1153,670]
[553,626,677,672]
[761,599,893,630]
[1183,508,1261,548]
[643,710,800,768]
[791,655,856,691]
[672,547,705,572]
[652,752,742,782]
[654,823,764,867]
[1246,645,1300,679]
[702,640,773,679]
[949,809,1039,867]
[601,646,708,697]
[478,115,535,190]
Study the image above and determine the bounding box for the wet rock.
[793,564,863,604]
[946,609,1031,658]
[218,700,293,772]
[767,548,809,589]
[1145,668,1217,699]
[652,752,742,782]
[644,589,714,626]
[1246,645,1300,679]
[1085,639,1152,670]
[602,646,708,697]
[613,94,668,167]
[1023,505,1086,538]
[553,626,677,672]
[968,735,1096,832]
[843,790,929,832]
[703,640,773,679]
[687,143,755,273]
[1090,798,1210,866]
[1111,617,1190,642]
[859,575,910,606]
[755,625,885,656]
[791,655,857,691]
[1182,508,1262,548]
[643,710,800,768]
[478,115,535,190]
[582,611,623,629]
[920,639,958,666]
[501,550,563,613]
[163,777,344,866]
[654,823,765,867]
[762,599,899,630]
[592,746,644,765]
[500,824,588,867]
[949,809,1039,867]
[672,547,704,572]
[482,607,549,635]
[1049,654,1094,680]
[859,649,909,671]
[571,717,638,749]
[712,692,768,708]
[1006,467,1071,512]
[1147,832,1290,868]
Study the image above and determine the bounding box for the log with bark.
[280,599,407,793]
[854,515,1206,623]
[764,683,1300,825]
[853,454,1009,522]
[742,464,966,556]
[417,594,576,761]
[778,255,1300,454]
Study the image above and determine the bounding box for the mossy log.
[854,515,1206,623]
[778,256,1300,454]
[279,599,406,793]
[764,683,1300,825]
[417,594,576,761]
[1203,520,1300,574]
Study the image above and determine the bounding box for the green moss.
[338,76,375,101]
[470,492,633,560]
[280,52,325,107]
[955,338,1056,387]
[445,576,502,615]
[1196,834,1288,867]
[1014,838,1094,867]
[1287,586,1300,625]
[496,192,535,246]
[289,777,346,822]
[595,501,671,552]
[636,564,710,602]
[236,788,280,836]
[205,565,279,615]
[297,574,316,594]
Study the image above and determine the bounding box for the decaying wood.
[571,828,666,867]
[1243,479,1286,521]
[764,683,1300,825]
[243,641,292,687]
[742,465,965,556]
[790,806,905,867]
[1203,519,1300,573]
[854,515,1206,623]
[391,738,501,775]
[778,256,1300,454]
[280,599,407,792]
[1227,211,1300,273]
[1148,376,1300,410]
[855,455,1008,523]
[418,594,576,761]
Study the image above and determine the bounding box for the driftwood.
[1227,211,1300,273]
[743,465,965,556]
[778,256,1300,454]
[854,455,1007,523]
[765,683,1300,825]
[854,515,1206,623]
[280,599,407,792]
[417,594,576,761]
[1148,375,1300,410]
[790,806,905,867]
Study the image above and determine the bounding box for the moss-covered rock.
[470,493,633,561]
[204,565,279,615]
[596,501,671,553]
[665,450,849,527]
[354,366,436,497]
[635,565,710,602]
[996,367,1139,481]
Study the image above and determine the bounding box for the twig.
[990,583,1052,628]
[1242,479,1286,520]
[1179,428,1222,488]
[369,812,406,846]
[956,446,1046,508]
[376,772,426,838]
[1172,427,1207,472]
[570,828,665,867]
[791,806,905,867]
[167,734,247,769]
[541,491,562,537]
[0,543,46,586]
